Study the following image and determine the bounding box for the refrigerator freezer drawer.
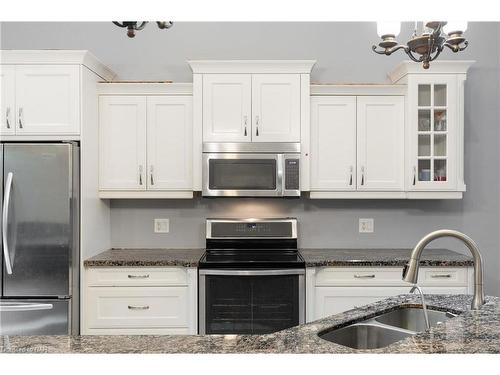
[0,299,70,335]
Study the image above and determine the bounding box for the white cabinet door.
[147,96,193,190]
[15,65,80,134]
[251,74,301,142]
[0,65,16,135]
[357,96,404,191]
[310,96,357,190]
[202,74,251,142]
[99,96,147,190]
[408,75,458,191]
[314,286,409,320]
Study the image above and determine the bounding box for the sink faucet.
[409,285,430,330]
[403,229,485,310]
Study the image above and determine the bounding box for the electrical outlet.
[359,218,374,233]
[154,218,170,233]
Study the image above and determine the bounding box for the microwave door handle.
[2,172,14,274]
[277,154,284,196]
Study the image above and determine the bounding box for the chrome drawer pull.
[128,305,150,310]
[6,107,11,128]
[354,274,375,279]
[127,274,150,279]
[430,274,452,278]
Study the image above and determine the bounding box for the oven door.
[202,153,283,197]
[198,269,305,334]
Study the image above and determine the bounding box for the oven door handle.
[198,269,305,276]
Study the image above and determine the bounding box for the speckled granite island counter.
[2,294,499,353]
[84,248,205,267]
[300,248,473,267]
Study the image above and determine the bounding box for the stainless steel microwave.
[202,143,300,197]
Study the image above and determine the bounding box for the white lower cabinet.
[83,267,197,335]
[306,266,472,322]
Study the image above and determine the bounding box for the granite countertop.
[84,248,472,268]
[84,248,205,267]
[2,294,499,353]
[300,248,474,267]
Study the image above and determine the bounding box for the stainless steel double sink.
[319,307,458,349]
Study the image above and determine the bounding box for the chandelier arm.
[444,40,469,52]
[428,46,444,62]
[135,22,148,30]
[157,21,174,29]
[112,21,126,27]
[372,44,408,56]
[404,49,423,63]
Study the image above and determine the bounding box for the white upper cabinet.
[98,84,194,198]
[99,96,147,190]
[202,74,251,142]
[251,74,301,142]
[389,60,473,197]
[408,75,458,191]
[0,65,15,135]
[357,96,405,191]
[310,96,357,190]
[14,65,80,135]
[147,96,193,190]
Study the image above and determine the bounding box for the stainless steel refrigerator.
[0,143,79,335]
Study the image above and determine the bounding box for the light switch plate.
[359,218,374,233]
[154,218,170,233]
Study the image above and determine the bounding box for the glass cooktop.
[198,249,305,269]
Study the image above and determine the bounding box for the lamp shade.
[377,21,401,37]
[443,21,468,34]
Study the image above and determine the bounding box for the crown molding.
[0,50,116,81]
[97,82,193,95]
[187,60,316,74]
[389,60,475,83]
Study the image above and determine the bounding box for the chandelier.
[372,21,468,69]
[112,21,173,38]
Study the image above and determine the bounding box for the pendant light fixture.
[112,21,173,38]
[372,21,468,69]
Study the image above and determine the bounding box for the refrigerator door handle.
[2,172,14,274]
[0,302,54,312]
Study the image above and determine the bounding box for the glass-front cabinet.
[408,75,459,191]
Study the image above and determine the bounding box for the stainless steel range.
[198,218,305,335]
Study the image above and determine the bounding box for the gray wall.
[2,22,499,295]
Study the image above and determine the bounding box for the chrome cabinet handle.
[5,107,10,128]
[360,166,365,186]
[2,172,14,275]
[244,116,248,137]
[255,116,259,136]
[354,274,375,279]
[139,165,143,186]
[18,107,24,128]
[349,166,353,186]
[150,166,154,185]
[413,166,417,186]
[128,305,150,310]
[127,274,150,279]
[430,274,452,278]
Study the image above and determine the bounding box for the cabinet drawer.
[86,287,188,329]
[86,267,188,287]
[315,267,404,286]
[418,268,468,286]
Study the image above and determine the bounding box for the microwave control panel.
[284,159,300,190]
